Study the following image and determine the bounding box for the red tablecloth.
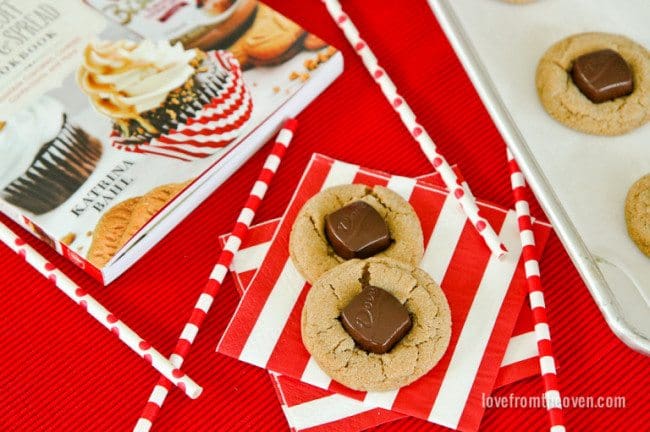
[1,1,648,431]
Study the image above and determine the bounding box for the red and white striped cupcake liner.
[110,50,253,162]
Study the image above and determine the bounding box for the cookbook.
[0,0,343,284]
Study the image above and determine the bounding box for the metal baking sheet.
[429,0,650,354]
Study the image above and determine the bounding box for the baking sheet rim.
[429,0,650,355]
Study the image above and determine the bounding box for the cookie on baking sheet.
[536,32,650,136]
[301,257,451,392]
[87,181,190,268]
[227,3,305,68]
[289,184,424,284]
[625,173,650,257]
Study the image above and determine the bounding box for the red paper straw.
[507,149,566,432]
[322,0,507,258]
[133,119,299,432]
[0,221,202,399]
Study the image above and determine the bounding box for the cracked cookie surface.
[625,173,650,257]
[536,32,650,135]
[289,184,424,284]
[301,257,451,392]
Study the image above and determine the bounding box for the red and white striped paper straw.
[322,0,506,258]
[507,149,566,432]
[0,221,202,399]
[134,119,299,432]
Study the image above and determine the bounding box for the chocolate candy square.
[325,201,391,260]
[340,285,412,354]
[571,49,634,103]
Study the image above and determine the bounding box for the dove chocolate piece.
[325,201,391,259]
[571,49,634,103]
[340,285,412,354]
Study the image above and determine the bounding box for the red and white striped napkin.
[217,154,551,432]
[218,168,546,431]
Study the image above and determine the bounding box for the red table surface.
[1,1,648,431]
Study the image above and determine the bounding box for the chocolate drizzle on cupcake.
[77,40,219,143]
[78,39,252,161]
[0,97,103,215]
[2,116,102,214]
[112,52,231,143]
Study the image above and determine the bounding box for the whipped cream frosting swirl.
[0,96,65,190]
[77,40,198,133]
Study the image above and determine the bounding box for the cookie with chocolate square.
[289,184,424,284]
[536,32,650,136]
[301,257,451,392]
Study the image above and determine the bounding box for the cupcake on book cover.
[0,96,103,215]
[77,39,253,162]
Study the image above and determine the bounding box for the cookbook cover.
[0,0,343,284]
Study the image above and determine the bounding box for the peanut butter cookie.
[289,184,424,284]
[536,32,650,135]
[87,181,190,267]
[625,173,650,257]
[301,257,451,392]
[227,3,305,68]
